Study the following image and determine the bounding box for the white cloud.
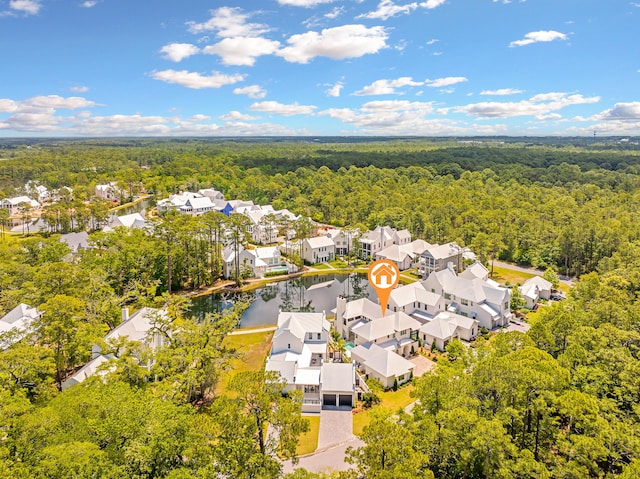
[150,70,245,89]
[458,92,600,118]
[160,43,200,62]
[536,113,562,121]
[510,30,568,47]
[425,76,468,88]
[277,0,335,6]
[480,88,523,96]
[0,99,19,113]
[187,7,270,37]
[69,86,90,93]
[9,0,41,15]
[219,111,259,121]
[326,82,344,97]
[277,24,388,63]
[81,1,102,7]
[426,38,439,45]
[318,100,474,135]
[596,102,640,121]
[325,6,344,18]
[357,1,418,21]
[420,0,447,9]
[203,37,281,66]
[233,85,267,99]
[249,101,317,116]
[354,77,423,96]
[22,95,97,110]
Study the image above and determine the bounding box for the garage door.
[339,395,352,407]
[323,394,336,406]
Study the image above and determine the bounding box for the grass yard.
[296,415,321,456]
[489,265,536,286]
[312,263,332,270]
[353,384,416,436]
[215,330,274,395]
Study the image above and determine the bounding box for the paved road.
[283,408,361,475]
[227,325,276,335]
[493,260,574,287]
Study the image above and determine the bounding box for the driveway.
[503,319,531,333]
[282,408,361,474]
[409,355,435,377]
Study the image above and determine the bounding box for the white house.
[423,265,512,330]
[387,281,446,322]
[198,188,225,201]
[375,239,431,271]
[302,236,335,264]
[107,212,148,230]
[25,181,50,203]
[222,246,283,279]
[179,196,216,216]
[62,307,167,390]
[325,228,358,256]
[419,311,478,351]
[240,208,278,244]
[265,311,355,411]
[156,191,203,214]
[0,196,40,216]
[0,303,41,348]
[459,261,490,281]
[519,276,553,309]
[94,182,121,202]
[418,242,464,278]
[350,343,415,390]
[360,226,411,260]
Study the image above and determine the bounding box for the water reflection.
[189,273,375,328]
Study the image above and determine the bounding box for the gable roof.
[342,298,381,321]
[182,196,214,209]
[321,362,355,392]
[112,212,147,229]
[423,242,463,260]
[305,236,334,249]
[460,261,489,280]
[0,303,41,334]
[105,307,166,344]
[351,343,414,378]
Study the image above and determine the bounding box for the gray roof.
[352,343,415,378]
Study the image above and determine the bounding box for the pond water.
[189,273,377,328]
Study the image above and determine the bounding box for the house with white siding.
[265,311,356,411]
[302,236,335,264]
[359,226,411,260]
[423,264,512,330]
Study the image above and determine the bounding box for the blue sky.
[1,0,639,137]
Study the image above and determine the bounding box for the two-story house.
[359,226,411,260]
[265,311,356,411]
[418,242,464,278]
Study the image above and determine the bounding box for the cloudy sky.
[1,0,639,137]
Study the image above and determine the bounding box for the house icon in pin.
[372,263,395,287]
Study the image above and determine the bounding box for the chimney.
[121,307,130,323]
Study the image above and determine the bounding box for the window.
[317,333,321,340]
[287,343,291,349]
[444,293,451,300]
[308,333,313,340]
[461,299,469,306]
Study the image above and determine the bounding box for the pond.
[189,273,377,328]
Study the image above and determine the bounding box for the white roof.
[105,307,165,343]
[294,368,321,386]
[265,358,296,383]
[0,303,41,334]
[112,213,147,229]
[342,297,381,321]
[351,343,414,378]
[183,196,214,209]
[2,196,40,207]
[321,362,355,393]
[522,276,553,291]
[424,242,462,260]
[277,311,330,336]
[62,354,111,389]
[376,244,413,263]
[460,261,489,280]
[390,282,442,308]
[305,236,335,249]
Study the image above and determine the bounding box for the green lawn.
[489,265,535,286]
[312,263,332,270]
[297,415,321,456]
[216,330,274,395]
[353,384,416,436]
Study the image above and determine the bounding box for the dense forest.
[2,137,640,478]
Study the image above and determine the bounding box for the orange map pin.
[368,259,400,317]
